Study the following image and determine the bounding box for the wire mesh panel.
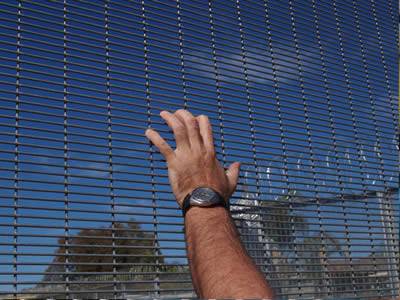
[0,0,398,299]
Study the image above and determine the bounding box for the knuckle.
[160,140,168,148]
[206,149,216,159]
[175,109,186,116]
[188,117,198,128]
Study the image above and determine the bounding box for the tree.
[42,220,162,282]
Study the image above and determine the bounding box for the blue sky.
[0,0,398,294]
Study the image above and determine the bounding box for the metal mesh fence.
[0,0,398,299]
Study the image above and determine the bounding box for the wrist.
[185,205,229,222]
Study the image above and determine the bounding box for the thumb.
[226,162,241,190]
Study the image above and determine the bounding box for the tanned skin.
[145,109,274,299]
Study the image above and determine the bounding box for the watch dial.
[191,188,220,206]
[194,188,213,199]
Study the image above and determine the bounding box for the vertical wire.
[262,0,296,296]
[140,1,160,296]
[368,0,397,126]
[104,1,116,298]
[62,0,69,298]
[175,1,191,285]
[332,0,367,296]
[351,0,384,296]
[288,1,330,296]
[13,1,22,298]
[176,0,188,110]
[386,0,399,47]
[311,0,339,296]
[369,0,400,294]
[208,1,227,168]
[234,0,267,274]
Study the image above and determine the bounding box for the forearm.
[185,206,274,299]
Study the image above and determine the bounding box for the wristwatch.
[182,187,228,216]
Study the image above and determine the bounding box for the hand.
[145,109,241,207]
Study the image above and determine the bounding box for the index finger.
[145,128,174,160]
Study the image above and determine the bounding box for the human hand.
[145,109,241,207]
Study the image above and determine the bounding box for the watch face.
[190,187,221,206]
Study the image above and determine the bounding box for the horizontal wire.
[0,153,395,193]
[0,242,185,251]
[1,231,395,243]
[0,101,392,155]
[276,287,397,298]
[19,0,396,54]
[0,272,395,283]
[1,213,396,236]
[1,136,391,179]
[0,286,390,298]
[0,17,394,95]
[0,99,396,161]
[0,259,395,270]
[0,213,182,227]
[0,80,395,138]
[0,203,181,219]
[0,211,395,231]
[0,251,187,258]
[0,197,399,221]
[0,165,394,196]
[0,284,396,298]
[0,279,192,286]
[0,160,396,207]
[0,265,396,277]
[148,0,395,35]
[0,134,393,180]
[3,190,398,217]
[11,0,397,66]
[2,70,389,131]
[0,108,395,164]
[0,133,396,177]
[0,160,394,203]
[0,47,395,119]
[0,41,394,117]
[0,232,184,243]
[0,125,394,168]
[4,206,395,234]
[0,279,394,293]
[0,59,395,129]
[0,249,396,259]
[0,36,395,114]
[4,9,387,82]
[0,8,394,88]
[47,0,398,42]
[0,238,395,249]
[0,221,396,237]
[0,288,194,296]
[0,173,396,206]
[1,202,397,223]
[0,251,397,267]
[0,222,184,235]
[0,261,188,267]
[0,82,390,144]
